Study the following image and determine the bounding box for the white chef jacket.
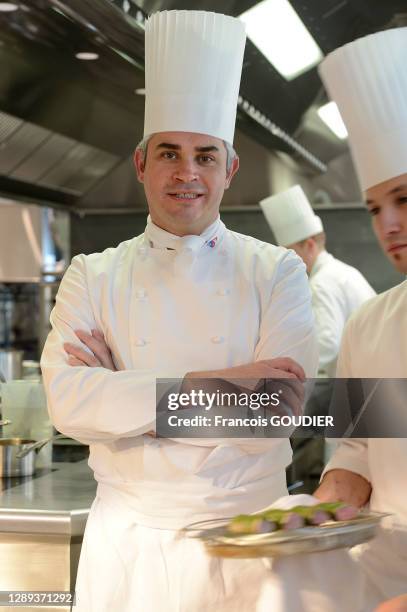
[41,216,319,612]
[309,251,376,377]
[322,279,407,608]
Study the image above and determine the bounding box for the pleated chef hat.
[260,185,323,246]
[319,27,407,191]
[143,11,246,145]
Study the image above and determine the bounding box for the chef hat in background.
[143,11,246,145]
[319,27,407,191]
[260,185,323,246]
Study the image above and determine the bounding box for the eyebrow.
[366,184,407,205]
[155,143,220,153]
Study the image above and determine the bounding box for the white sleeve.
[41,255,159,445]
[311,279,346,376]
[320,316,370,482]
[254,250,319,377]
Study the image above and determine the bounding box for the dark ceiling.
[0,0,406,208]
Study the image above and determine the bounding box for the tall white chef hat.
[319,27,407,191]
[143,11,246,145]
[260,185,323,246]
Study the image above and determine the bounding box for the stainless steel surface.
[0,199,70,282]
[0,438,37,478]
[184,512,389,559]
[0,460,96,536]
[0,461,95,611]
[0,350,23,381]
[16,434,68,459]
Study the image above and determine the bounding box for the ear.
[134,148,145,183]
[224,155,239,190]
[308,237,318,254]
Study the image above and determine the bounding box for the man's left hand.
[64,329,117,371]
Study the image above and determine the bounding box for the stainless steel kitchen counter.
[0,461,96,610]
[0,460,96,536]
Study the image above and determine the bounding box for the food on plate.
[226,502,359,535]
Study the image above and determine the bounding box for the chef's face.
[134,131,239,236]
[365,173,407,274]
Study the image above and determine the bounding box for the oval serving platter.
[182,511,390,558]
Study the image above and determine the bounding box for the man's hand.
[187,357,306,382]
[184,357,306,416]
[314,468,372,507]
[375,595,407,612]
[64,329,117,371]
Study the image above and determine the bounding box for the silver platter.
[183,511,389,558]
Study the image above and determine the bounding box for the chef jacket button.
[211,336,225,344]
[135,288,147,299]
[217,288,229,296]
[135,338,147,347]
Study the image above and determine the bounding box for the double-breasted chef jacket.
[41,217,322,611]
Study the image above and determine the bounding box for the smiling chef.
[314,27,407,612]
[40,10,321,612]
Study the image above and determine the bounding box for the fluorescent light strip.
[318,101,348,139]
[0,3,18,11]
[240,0,323,80]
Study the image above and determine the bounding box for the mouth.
[166,192,205,202]
[387,243,407,254]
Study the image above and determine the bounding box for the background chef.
[260,185,376,378]
[314,26,407,611]
[41,10,320,612]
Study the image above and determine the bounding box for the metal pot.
[0,434,66,477]
[0,349,23,381]
[0,438,38,477]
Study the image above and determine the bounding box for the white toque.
[144,10,246,145]
[260,185,323,246]
[319,27,407,191]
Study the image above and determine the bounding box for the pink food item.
[308,510,331,525]
[333,505,359,521]
[281,512,305,530]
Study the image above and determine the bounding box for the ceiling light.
[239,0,323,81]
[75,52,99,61]
[317,101,348,139]
[0,3,18,11]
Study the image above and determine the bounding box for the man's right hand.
[314,468,372,507]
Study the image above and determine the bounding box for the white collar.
[144,215,225,255]
[310,250,332,277]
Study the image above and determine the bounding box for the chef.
[314,27,407,610]
[41,10,319,612]
[260,185,376,378]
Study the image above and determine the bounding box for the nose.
[172,158,199,183]
[380,206,403,237]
